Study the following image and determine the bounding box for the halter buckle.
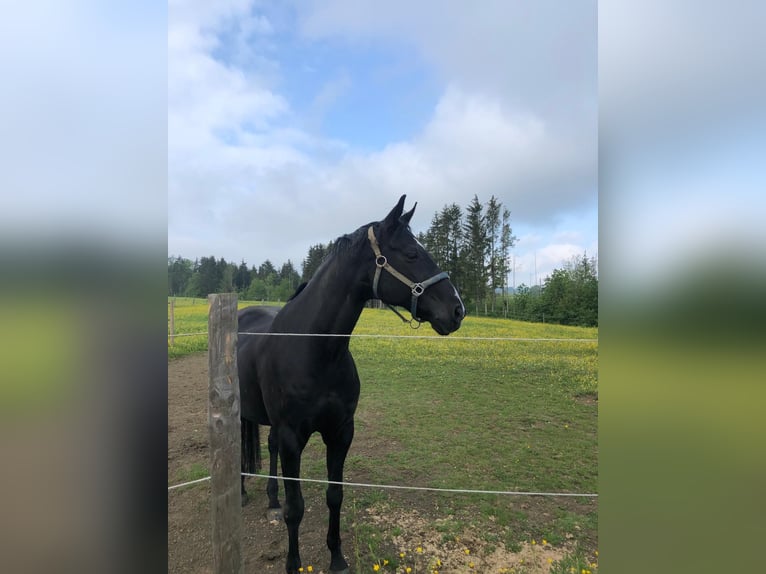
[412,283,424,296]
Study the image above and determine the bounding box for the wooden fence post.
[208,293,242,574]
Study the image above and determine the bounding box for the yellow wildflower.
[400,552,406,559]
[464,548,471,555]
[307,568,313,573]
[542,539,548,545]
[531,539,536,545]
[373,565,380,572]
[416,546,423,554]
[406,568,412,574]
[469,563,474,569]
[383,560,389,566]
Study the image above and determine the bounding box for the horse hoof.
[266,508,283,522]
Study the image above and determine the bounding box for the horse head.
[369,195,465,335]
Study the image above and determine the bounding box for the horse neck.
[282,249,370,338]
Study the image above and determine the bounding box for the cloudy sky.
[599,0,766,292]
[168,0,597,286]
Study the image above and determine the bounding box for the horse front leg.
[266,426,282,521]
[323,420,354,574]
[279,427,308,574]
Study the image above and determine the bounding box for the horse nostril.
[454,303,465,320]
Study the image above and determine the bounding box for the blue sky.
[168,0,598,285]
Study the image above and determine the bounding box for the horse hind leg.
[240,417,261,507]
[266,426,282,522]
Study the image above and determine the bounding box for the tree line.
[507,254,598,326]
[168,256,303,302]
[168,194,598,326]
[417,194,597,326]
[419,194,516,310]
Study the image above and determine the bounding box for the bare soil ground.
[169,353,357,574]
[168,353,594,573]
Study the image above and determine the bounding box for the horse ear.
[383,195,407,230]
[401,202,417,226]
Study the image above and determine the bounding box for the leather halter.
[367,226,450,324]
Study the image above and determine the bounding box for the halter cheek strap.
[367,226,450,323]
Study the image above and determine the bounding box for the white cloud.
[168,0,596,275]
[600,0,765,145]
[1,1,166,240]
[299,0,596,114]
[308,86,594,227]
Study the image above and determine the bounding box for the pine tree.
[485,196,502,309]
[442,203,464,292]
[500,208,517,296]
[234,260,251,293]
[461,195,489,307]
[301,243,329,282]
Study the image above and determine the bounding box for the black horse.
[237,195,464,574]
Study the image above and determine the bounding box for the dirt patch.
[575,393,598,407]
[169,353,339,574]
[168,353,596,573]
[365,506,571,573]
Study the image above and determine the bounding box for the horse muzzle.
[422,287,465,336]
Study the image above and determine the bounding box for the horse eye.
[405,249,418,260]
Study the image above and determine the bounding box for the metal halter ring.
[412,284,424,296]
[376,255,387,268]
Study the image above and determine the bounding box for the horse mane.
[287,282,308,301]
[326,223,373,260]
[299,223,376,288]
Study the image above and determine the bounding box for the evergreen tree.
[195,256,222,296]
[442,204,464,292]
[485,195,502,308]
[301,243,328,282]
[258,260,276,280]
[167,256,193,296]
[234,260,251,293]
[461,195,489,306]
[499,208,517,295]
[218,261,235,293]
[279,260,299,285]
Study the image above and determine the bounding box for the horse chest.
[259,355,359,425]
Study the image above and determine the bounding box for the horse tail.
[241,417,262,474]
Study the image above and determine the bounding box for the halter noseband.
[367,226,450,326]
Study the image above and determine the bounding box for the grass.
[168,296,598,572]
[167,296,284,358]
[1,300,80,417]
[175,462,209,485]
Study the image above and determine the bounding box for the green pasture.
[168,296,598,572]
